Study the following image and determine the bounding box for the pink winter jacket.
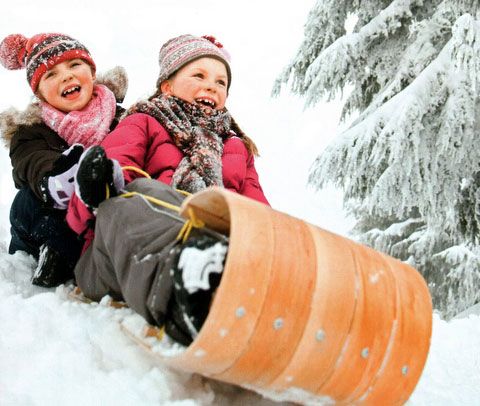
[67,113,269,243]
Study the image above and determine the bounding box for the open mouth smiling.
[195,98,216,108]
[62,86,81,97]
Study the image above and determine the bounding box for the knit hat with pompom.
[157,34,231,91]
[0,33,96,92]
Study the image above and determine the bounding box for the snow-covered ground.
[1,1,480,405]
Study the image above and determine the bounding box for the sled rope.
[103,166,151,201]
[175,189,192,197]
[118,165,200,241]
[121,165,191,197]
[119,191,182,213]
[177,207,205,243]
[118,191,205,242]
[122,165,152,179]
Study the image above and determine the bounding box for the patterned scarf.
[127,95,232,193]
[41,84,117,148]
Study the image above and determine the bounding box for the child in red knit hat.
[67,34,268,345]
[0,33,127,287]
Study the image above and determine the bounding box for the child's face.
[37,59,96,113]
[160,57,228,109]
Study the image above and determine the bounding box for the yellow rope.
[119,191,182,213]
[119,191,205,241]
[116,169,203,242]
[175,189,191,197]
[122,166,152,179]
[121,165,190,197]
[176,207,205,243]
[97,166,151,203]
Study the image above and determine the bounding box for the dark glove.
[75,145,125,208]
[39,144,84,209]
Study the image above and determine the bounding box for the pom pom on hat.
[0,32,95,92]
[202,35,223,48]
[202,35,231,61]
[0,34,28,70]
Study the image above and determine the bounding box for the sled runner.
[122,187,433,405]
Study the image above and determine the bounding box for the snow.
[0,0,479,405]
[178,243,227,294]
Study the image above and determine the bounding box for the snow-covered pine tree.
[273,0,480,319]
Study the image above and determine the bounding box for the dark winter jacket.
[9,116,69,199]
[0,67,128,201]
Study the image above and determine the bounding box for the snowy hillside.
[1,1,480,405]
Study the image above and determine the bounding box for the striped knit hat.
[157,34,231,91]
[0,33,96,92]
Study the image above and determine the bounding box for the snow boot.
[31,244,74,288]
[165,233,228,345]
[76,146,122,208]
[164,296,196,346]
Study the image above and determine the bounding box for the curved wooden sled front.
[163,187,432,405]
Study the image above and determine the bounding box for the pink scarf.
[41,84,117,148]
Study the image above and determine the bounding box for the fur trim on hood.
[0,66,128,147]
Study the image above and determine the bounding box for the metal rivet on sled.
[369,272,380,284]
[315,329,326,342]
[357,387,373,403]
[235,306,246,318]
[273,318,284,330]
[194,349,206,358]
[249,288,256,295]
[285,376,294,383]
[361,347,370,358]
[219,328,228,338]
[402,365,409,376]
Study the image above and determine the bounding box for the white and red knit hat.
[0,33,96,92]
[157,34,231,90]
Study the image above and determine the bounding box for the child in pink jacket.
[70,34,269,345]
[67,34,268,245]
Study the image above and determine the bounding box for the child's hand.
[75,145,125,209]
[39,144,85,209]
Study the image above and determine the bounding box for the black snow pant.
[9,187,83,268]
